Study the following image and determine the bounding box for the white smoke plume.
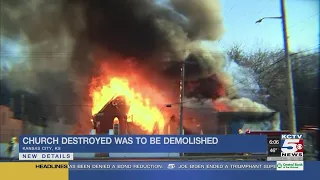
[214,97,273,112]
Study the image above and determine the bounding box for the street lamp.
[160,104,173,113]
[255,16,282,24]
[255,0,297,134]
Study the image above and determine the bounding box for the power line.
[224,49,319,96]
[9,100,319,109]
[10,99,199,108]
[288,12,319,29]
[255,0,274,17]
[164,105,318,110]
[2,48,318,110]
[0,52,227,57]
[1,45,317,57]
[2,52,318,109]
[228,1,240,12]
[228,46,318,76]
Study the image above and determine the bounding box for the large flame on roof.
[89,71,167,134]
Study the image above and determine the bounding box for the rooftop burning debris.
[1,0,274,134]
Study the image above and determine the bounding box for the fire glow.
[90,75,166,134]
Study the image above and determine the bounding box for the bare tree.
[227,44,319,129]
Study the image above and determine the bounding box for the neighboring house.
[0,105,74,137]
[0,105,81,158]
[0,105,22,143]
[0,105,22,158]
[44,119,73,134]
[217,112,281,134]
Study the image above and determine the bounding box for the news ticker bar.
[70,161,275,171]
[38,161,301,171]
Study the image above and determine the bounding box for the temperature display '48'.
[269,148,278,153]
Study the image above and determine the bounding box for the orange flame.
[90,76,166,134]
[213,101,231,112]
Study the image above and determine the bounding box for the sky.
[219,0,319,52]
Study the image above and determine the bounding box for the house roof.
[93,95,126,117]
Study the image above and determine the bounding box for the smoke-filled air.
[0,0,273,134]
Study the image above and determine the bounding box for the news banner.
[14,134,306,171]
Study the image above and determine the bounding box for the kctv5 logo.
[281,134,304,158]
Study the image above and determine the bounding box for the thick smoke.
[1,0,72,87]
[0,0,86,126]
[1,0,273,134]
[64,0,236,99]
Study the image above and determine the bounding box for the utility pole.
[179,62,185,135]
[280,0,297,134]
[255,0,297,134]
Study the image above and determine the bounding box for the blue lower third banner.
[19,135,267,153]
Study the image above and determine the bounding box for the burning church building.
[91,94,281,135]
[91,95,153,135]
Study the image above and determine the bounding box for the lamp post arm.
[256,16,282,23]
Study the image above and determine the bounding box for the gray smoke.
[0,0,86,126]
[0,0,272,134]
[1,0,228,93]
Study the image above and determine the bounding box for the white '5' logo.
[281,139,300,153]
